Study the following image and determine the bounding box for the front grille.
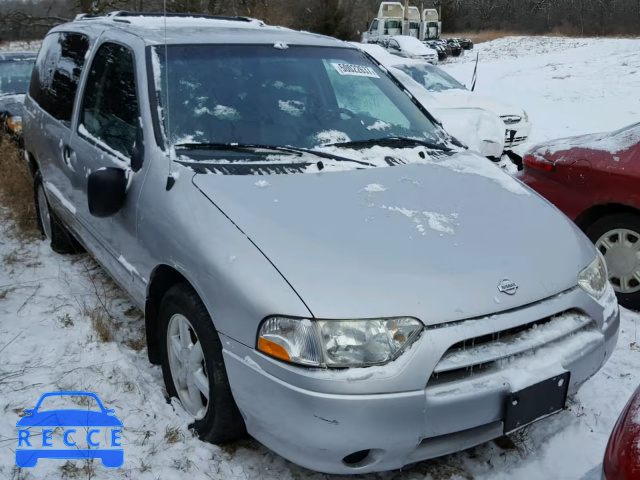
[429,310,595,386]
[501,115,522,125]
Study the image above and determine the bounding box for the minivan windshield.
[0,58,35,95]
[395,64,466,93]
[151,45,449,155]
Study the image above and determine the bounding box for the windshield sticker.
[332,63,380,78]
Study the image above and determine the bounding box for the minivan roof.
[66,11,349,49]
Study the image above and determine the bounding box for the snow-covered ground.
[1,36,640,480]
[443,36,640,155]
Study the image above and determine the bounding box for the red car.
[602,385,640,479]
[517,123,640,309]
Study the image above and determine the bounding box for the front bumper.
[222,287,619,474]
[504,119,533,149]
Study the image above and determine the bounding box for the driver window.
[80,42,139,159]
[370,19,379,33]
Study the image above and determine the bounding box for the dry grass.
[84,305,113,343]
[0,136,39,241]
[449,29,640,44]
[164,426,182,445]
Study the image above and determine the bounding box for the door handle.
[62,145,75,172]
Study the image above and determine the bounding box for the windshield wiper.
[173,142,375,166]
[326,136,452,152]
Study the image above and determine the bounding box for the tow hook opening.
[342,449,382,468]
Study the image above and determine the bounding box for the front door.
[68,40,146,295]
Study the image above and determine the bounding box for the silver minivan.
[24,12,620,474]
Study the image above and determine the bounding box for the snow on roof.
[110,14,265,29]
[394,35,427,49]
[71,13,346,48]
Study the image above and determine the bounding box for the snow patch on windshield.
[278,100,305,116]
[362,183,388,193]
[274,42,289,50]
[213,105,240,121]
[315,130,351,145]
[367,120,392,131]
[254,180,271,188]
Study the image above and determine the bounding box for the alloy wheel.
[166,313,210,419]
[596,228,640,294]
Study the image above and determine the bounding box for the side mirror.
[88,167,127,218]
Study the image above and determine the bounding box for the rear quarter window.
[29,32,90,125]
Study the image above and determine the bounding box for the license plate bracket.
[504,372,570,434]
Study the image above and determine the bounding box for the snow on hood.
[191,148,594,323]
[537,122,640,156]
[432,90,526,119]
[386,68,505,155]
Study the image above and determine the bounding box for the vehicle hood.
[431,90,526,120]
[404,44,437,56]
[433,107,505,157]
[192,150,595,324]
[530,125,640,160]
[387,68,505,155]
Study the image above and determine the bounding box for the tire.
[158,283,246,443]
[585,212,640,310]
[33,171,83,254]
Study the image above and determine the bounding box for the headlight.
[7,115,22,133]
[578,253,608,299]
[257,316,423,368]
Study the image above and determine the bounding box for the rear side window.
[79,42,139,159]
[29,32,90,124]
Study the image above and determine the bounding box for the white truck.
[362,2,442,43]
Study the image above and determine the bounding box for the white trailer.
[362,2,405,43]
[422,8,441,40]
[407,6,421,38]
[362,3,442,43]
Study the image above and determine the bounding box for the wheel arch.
[25,150,38,177]
[145,264,199,365]
[575,203,640,232]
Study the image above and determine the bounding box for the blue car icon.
[16,391,123,468]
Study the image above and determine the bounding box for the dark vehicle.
[456,38,474,50]
[432,39,453,57]
[426,40,447,61]
[446,38,463,57]
[0,52,36,142]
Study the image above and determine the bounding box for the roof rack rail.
[74,13,105,21]
[105,11,255,23]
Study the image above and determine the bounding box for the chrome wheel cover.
[167,313,209,419]
[596,228,640,294]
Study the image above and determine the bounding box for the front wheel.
[158,283,246,443]
[586,212,640,310]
